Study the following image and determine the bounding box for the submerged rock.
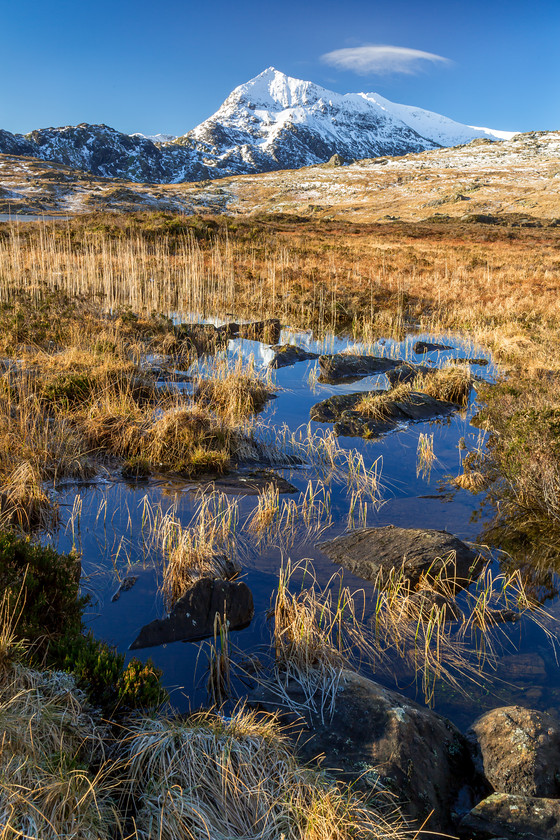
[250,669,478,832]
[469,706,560,798]
[111,575,138,602]
[193,469,298,495]
[268,344,319,368]
[317,353,400,383]
[130,577,253,649]
[310,389,457,439]
[460,792,560,839]
[317,525,481,589]
[413,340,453,354]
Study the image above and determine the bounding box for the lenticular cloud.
[321,45,451,76]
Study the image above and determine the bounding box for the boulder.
[310,390,457,439]
[413,340,453,354]
[250,669,479,832]
[268,344,319,368]
[130,577,253,649]
[468,706,560,798]
[317,525,481,589]
[318,354,400,383]
[386,362,432,386]
[459,792,560,839]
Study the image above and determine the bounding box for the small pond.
[49,324,559,730]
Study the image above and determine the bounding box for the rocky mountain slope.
[0,68,514,184]
[1,130,557,224]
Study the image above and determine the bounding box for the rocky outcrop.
[317,525,481,589]
[459,792,560,839]
[268,344,319,368]
[130,577,253,649]
[469,706,560,798]
[250,669,479,832]
[317,353,399,383]
[309,389,457,438]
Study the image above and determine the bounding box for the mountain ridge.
[0,67,516,184]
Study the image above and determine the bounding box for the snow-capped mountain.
[0,68,516,184]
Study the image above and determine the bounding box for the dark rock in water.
[317,525,481,589]
[130,577,253,649]
[386,362,432,386]
[460,792,560,839]
[175,322,228,356]
[468,706,560,798]
[310,390,457,439]
[318,353,399,383]
[497,653,547,682]
[250,669,479,832]
[268,344,319,368]
[193,469,298,496]
[111,575,138,602]
[413,340,453,354]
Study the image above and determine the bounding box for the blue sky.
[2,0,558,136]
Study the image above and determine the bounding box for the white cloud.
[321,45,451,76]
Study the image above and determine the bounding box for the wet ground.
[49,325,560,729]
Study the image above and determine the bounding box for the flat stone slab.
[310,390,456,438]
[192,469,298,496]
[460,792,560,839]
[268,344,319,368]
[130,577,253,649]
[318,353,400,383]
[317,525,481,589]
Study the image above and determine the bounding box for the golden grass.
[266,558,554,709]
[194,356,273,421]
[355,384,412,419]
[412,365,473,407]
[123,707,409,840]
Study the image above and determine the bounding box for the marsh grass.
[412,365,473,407]
[246,480,333,551]
[194,355,274,421]
[143,492,240,610]
[266,557,554,709]
[355,384,412,420]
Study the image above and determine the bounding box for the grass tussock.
[0,664,119,840]
[194,356,273,421]
[354,384,412,420]
[412,365,473,407]
[123,707,407,840]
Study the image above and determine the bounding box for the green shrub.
[50,632,166,713]
[0,532,85,650]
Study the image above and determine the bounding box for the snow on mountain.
[0,68,516,184]
[130,133,177,143]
